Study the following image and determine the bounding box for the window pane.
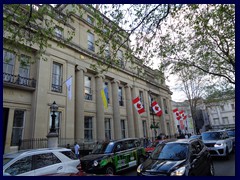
[34,153,61,170]
[5,156,32,175]
[52,62,62,92]
[11,110,24,146]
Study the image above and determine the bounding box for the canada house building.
[3,4,175,153]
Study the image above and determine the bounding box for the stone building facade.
[3,4,175,153]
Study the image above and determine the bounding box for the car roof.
[166,138,200,145]
[3,147,70,158]
[107,138,140,143]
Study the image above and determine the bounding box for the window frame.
[87,32,95,51]
[84,116,93,142]
[11,110,25,146]
[84,76,92,100]
[52,62,63,93]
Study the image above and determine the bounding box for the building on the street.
[205,98,235,130]
[3,4,175,153]
[171,101,194,135]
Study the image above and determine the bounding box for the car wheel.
[105,165,115,175]
[225,148,229,160]
[208,162,215,176]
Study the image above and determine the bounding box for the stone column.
[132,86,140,137]
[160,96,167,135]
[75,66,86,140]
[111,80,121,139]
[95,74,105,141]
[125,84,135,138]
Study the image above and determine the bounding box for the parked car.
[189,135,202,140]
[137,139,214,176]
[201,130,234,159]
[3,148,80,176]
[145,139,176,156]
[226,129,235,149]
[80,138,147,175]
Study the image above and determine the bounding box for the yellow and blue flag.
[101,87,108,109]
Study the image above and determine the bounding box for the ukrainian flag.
[101,87,108,109]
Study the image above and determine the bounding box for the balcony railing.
[3,73,36,88]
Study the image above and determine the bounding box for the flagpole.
[62,75,72,86]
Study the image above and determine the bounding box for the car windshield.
[202,132,222,140]
[151,143,188,161]
[227,131,235,137]
[3,158,13,166]
[91,142,114,154]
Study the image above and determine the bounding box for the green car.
[80,138,147,175]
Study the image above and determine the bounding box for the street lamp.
[149,90,157,140]
[50,101,58,133]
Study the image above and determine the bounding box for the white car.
[201,130,233,159]
[3,148,80,176]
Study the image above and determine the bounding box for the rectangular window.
[18,55,30,86]
[55,26,63,38]
[139,91,144,106]
[84,76,92,100]
[103,82,110,103]
[117,50,124,68]
[87,15,94,25]
[118,87,124,106]
[11,110,25,146]
[121,119,126,139]
[84,116,93,141]
[220,105,224,111]
[222,117,229,124]
[3,50,15,83]
[105,118,111,140]
[231,104,235,110]
[52,62,62,93]
[213,118,219,125]
[88,32,95,51]
[163,99,168,114]
[49,111,61,136]
[142,120,147,137]
[105,43,111,58]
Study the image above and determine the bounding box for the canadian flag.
[132,97,145,114]
[173,108,181,121]
[179,110,187,120]
[151,101,163,116]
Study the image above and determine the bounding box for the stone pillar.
[46,133,58,148]
[125,84,135,138]
[75,66,86,140]
[111,80,121,139]
[132,86,140,137]
[160,96,167,135]
[95,74,105,141]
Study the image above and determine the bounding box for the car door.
[33,152,65,176]
[189,142,204,176]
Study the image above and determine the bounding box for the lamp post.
[47,101,59,148]
[50,101,58,133]
[149,91,157,140]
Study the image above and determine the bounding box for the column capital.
[111,79,120,85]
[75,65,87,72]
[124,84,132,89]
[95,74,105,79]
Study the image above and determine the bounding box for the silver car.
[3,148,80,176]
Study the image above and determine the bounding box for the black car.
[137,139,214,176]
[80,138,146,175]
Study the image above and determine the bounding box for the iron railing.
[3,73,36,88]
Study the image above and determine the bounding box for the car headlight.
[214,143,224,147]
[170,166,186,176]
[93,160,99,166]
[137,164,143,173]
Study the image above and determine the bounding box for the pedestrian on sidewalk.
[74,142,80,158]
